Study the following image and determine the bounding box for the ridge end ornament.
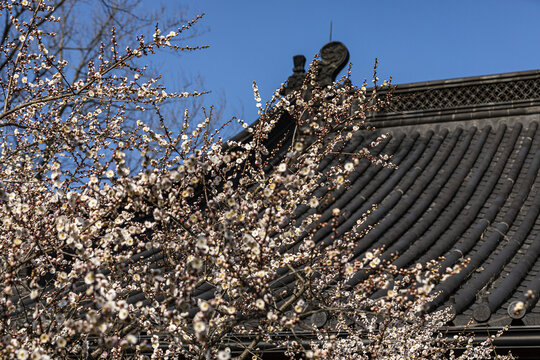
[282,55,307,95]
[316,41,350,87]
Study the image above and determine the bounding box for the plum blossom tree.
[0,1,512,359]
[0,0,220,162]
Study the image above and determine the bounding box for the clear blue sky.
[141,0,540,127]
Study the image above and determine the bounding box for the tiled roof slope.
[130,70,540,334]
[289,69,540,329]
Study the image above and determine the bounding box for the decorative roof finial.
[282,54,306,95]
[316,41,349,87]
[281,42,349,95]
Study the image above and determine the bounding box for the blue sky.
[140,0,540,127]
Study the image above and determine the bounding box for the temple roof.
[138,44,540,334]
[233,56,540,329]
[87,44,540,357]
